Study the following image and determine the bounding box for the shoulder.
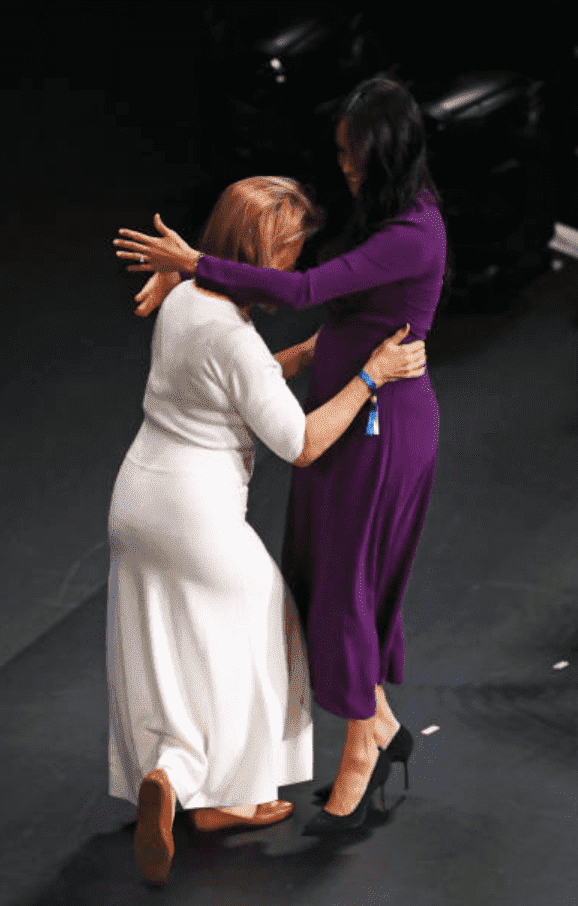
[190,279,233,304]
[158,279,203,324]
[410,189,446,240]
[168,279,234,309]
[361,196,445,259]
[207,321,277,368]
[166,281,245,334]
[205,323,283,390]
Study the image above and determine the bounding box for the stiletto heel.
[303,748,391,836]
[313,724,413,803]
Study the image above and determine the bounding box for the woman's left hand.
[133,271,181,317]
[114,213,200,273]
[303,330,321,366]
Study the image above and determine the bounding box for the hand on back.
[365,324,426,388]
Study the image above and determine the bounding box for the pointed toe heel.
[304,749,391,836]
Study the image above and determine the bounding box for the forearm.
[275,333,316,380]
[189,255,314,310]
[294,375,371,467]
[180,226,430,312]
[164,271,182,289]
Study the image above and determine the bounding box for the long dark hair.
[323,74,455,310]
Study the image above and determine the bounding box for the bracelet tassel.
[366,396,380,436]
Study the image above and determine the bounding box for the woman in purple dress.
[114,75,452,835]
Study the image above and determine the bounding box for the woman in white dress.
[107,176,427,886]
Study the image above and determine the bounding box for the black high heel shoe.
[313,724,413,805]
[302,748,391,836]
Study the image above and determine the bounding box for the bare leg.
[374,685,401,749]
[324,688,401,816]
[324,716,380,816]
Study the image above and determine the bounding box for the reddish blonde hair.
[198,176,324,267]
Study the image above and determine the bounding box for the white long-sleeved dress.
[106,279,312,810]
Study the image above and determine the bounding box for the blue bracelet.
[358,371,379,436]
[359,370,377,392]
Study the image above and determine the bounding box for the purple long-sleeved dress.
[181,188,447,720]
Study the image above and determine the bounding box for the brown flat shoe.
[191,800,295,831]
[134,769,176,886]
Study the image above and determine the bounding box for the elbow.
[293,439,314,468]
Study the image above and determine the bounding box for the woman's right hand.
[364,324,426,388]
[301,330,321,367]
[133,271,181,317]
